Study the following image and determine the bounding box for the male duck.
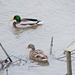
[25,44,48,62]
[10,15,42,28]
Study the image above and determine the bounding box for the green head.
[10,15,21,22]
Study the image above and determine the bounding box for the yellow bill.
[25,47,29,49]
[10,18,14,21]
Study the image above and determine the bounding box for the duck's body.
[25,44,48,62]
[10,15,42,28]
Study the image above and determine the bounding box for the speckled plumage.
[26,44,48,62]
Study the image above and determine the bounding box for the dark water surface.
[0,0,75,75]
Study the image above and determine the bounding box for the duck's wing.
[29,50,48,62]
[35,49,44,54]
[21,18,42,25]
[29,50,43,58]
[17,18,38,26]
[35,50,48,58]
[21,18,38,22]
[34,53,48,62]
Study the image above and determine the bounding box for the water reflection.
[37,61,49,66]
[31,60,49,66]
[12,24,43,36]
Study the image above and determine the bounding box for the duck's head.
[10,15,21,22]
[25,44,35,51]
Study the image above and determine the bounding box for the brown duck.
[25,44,48,62]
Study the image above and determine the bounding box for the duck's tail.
[36,20,43,25]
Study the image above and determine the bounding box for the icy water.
[0,0,75,75]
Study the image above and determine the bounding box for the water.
[0,0,75,75]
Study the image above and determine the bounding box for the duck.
[10,15,42,28]
[25,44,48,62]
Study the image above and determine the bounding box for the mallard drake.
[25,44,48,62]
[10,15,43,28]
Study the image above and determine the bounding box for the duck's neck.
[32,47,35,51]
[16,19,21,23]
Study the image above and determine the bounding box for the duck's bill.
[10,18,14,21]
[25,47,29,49]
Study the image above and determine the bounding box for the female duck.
[25,44,48,62]
[10,15,42,28]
